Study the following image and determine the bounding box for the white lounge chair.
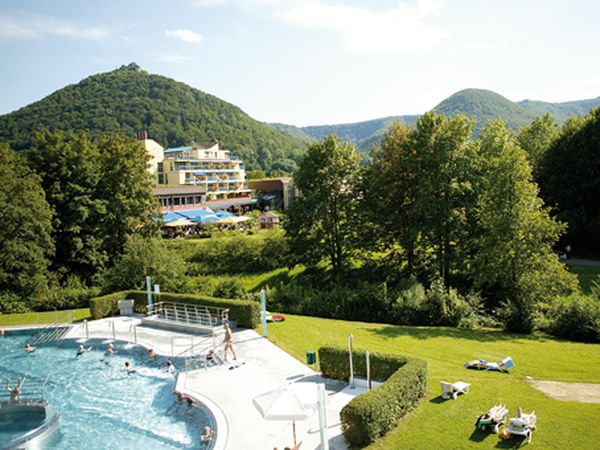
[506,410,536,443]
[441,381,471,399]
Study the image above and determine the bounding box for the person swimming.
[6,377,25,401]
[76,345,92,357]
[124,361,136,375]
[106,343,114,355]
[24,343,36,353]
[148,348,156,360]
[166,360,175,373]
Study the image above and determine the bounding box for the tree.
[27,132,106,282]
[96,135,160,264]
[286,136,361,275]
[473,120,577,332]
[517,113,558,177]
[0,143,54,306]
[362,123,420,274]
[103,235,186,293]
[538,108,600,253]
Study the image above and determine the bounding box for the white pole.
[348,334,354,388]
[260,289,268,337]
[84,319,89,339]
[366,350,371,390]
[111,321,116,340]
[318,383,329,450]
[133,325,138,344]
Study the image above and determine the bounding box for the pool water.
[0,330,214,449]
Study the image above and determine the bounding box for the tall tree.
[28,132,106,281]
[473,120,577,332]
[362,122,421,274]
[410,112,477,283]
[96,135,160,263]
[539,108,600,253]
[0,143,54,305]
[517,113,559,177]
[286,136,360,275]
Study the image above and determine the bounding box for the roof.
[260,210,279,218]
[152,186,207,196]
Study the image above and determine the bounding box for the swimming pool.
[0,329,215,449]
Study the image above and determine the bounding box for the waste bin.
[118,299,134,316]
[306,351,316,365]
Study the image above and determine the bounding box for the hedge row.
[90,290,260,329]
[319,346,427,447]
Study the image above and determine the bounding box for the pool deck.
[65,317,358,450]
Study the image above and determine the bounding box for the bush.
[0,292,31,314]
[392,278,474,326]
[90,290,260,328]
[212,280,249,300]
[319,346,427,447]
[103,236,186,293]
[544,294,600,342]
[89,291,130,319]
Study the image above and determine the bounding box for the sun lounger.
[441,381,471,399]
[475,404,508,433]
[465,357,514,372]
[505,409,536,443]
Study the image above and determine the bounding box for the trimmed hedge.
[319,345,427,447]
[89,290,260,329]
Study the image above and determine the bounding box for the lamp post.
[348,334,354,388]
[260,289,268,337]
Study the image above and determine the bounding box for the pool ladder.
[28,323,70,346]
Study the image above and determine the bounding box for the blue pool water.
[0,330,214,449]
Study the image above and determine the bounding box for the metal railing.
[147,302,229,328]
[28,322,70,346]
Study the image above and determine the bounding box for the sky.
[1,0,599,126]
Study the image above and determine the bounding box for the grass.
[569,264,600,294]
[0,308,91,326]
[188,265,305,292]
[266,315,600,449]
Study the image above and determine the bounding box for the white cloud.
[0,14,114,41]
[194,0,447,54]
[160,54,196,63]
[165,28,203,43]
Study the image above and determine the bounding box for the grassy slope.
[267,315,600,449]
[569,264,600,294]
[0,308,90,326]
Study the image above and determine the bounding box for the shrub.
[212,280,249,300]
[0,292,30,314]
[103,236,186,293]
[90,290,260,328]
[319,346,427,447]
[544,294,600,342]
[392,278,474,326]
[89,291,130,319]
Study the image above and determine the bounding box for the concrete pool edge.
[176,371,229,450]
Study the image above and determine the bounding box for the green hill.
[432,88,538,133]
[271,89,600,151]
[0,63,307,172]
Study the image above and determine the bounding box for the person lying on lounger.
[465,357,514,372]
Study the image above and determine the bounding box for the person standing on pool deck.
[223,322,237,361]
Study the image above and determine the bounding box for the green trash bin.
[306,351,316,365]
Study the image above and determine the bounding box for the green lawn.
[569,264,600,294]
[0,308,91,326]
[266,315,600,449]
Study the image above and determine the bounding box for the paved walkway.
[65,317,355,450]
[565,257,600,267]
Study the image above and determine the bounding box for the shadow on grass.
[469,428,493,443]
[495,435,527,449]
[360,324,544,343]
[428,395,447,404]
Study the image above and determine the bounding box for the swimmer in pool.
[166,360,175,373]
[6,377,25,401]
[24,343,36,353]
[124,361,136,375]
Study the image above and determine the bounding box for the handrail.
[147,301,229,327]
